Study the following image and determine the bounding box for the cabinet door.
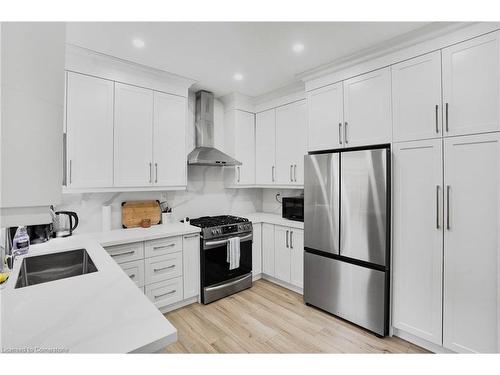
[114,83,153,187]
[290,229,304,288]
[183,234,200,300]
[255,109,276,185]
[153,92,187,187]
[307,82,344,151]
[392,139,443,345]
[262,223,275,277]
[66,72,114,188]
[442,31,500,137]
[234,110,255,185]
[392,51,442,142]
[252,223,262,275]
[343,67,392,147]
[274,225,291,283]
[443,133,500,353]
[275,100,307,185]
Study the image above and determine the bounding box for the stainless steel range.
[190,215,253,304]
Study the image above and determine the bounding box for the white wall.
[56,90,263,234]
[261,189,303,215]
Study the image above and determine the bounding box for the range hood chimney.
[187,90,241,167]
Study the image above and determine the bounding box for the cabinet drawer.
[145,277,183,309]
[105,241,144,264]
[119,259,145,287]
[145,252,182,284]
[145,236,182,258]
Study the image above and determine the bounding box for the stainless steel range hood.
[188,90,241,167]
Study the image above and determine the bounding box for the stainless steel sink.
[15,248,98,289]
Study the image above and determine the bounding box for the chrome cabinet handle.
[344,122,348,144]
[155,163,158,183]
[129,273,136,279]
[153,243,176,251]
[149,162,152,183]
[290,165,293,182]
[272,165,275,182]
[436,185,440,229]
[294,165,297,182]
[237,166,240,183]
[110,250,135,258]
[69,160,73,184]
[446,185,451,230]
[435,104,439,134]
[154,264,175,273]
[290,231,293,249]
[339,122,343,144]
[445,103,449,132]
[155,290,176,299]
[286,230,289,248]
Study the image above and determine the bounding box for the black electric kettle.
[53,210,79,237]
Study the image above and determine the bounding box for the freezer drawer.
[304,251,388,336]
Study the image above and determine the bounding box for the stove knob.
[211,229,216,235]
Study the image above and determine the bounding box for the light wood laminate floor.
[164,279,428,353]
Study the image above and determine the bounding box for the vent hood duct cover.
[188,90,241,167]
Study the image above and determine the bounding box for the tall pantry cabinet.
[392,30,500,353]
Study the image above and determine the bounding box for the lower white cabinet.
[252,223,262,276]
[262,223,275,277]
[290,229,304,289]
[105,232,200,312]
[273,225,304,288]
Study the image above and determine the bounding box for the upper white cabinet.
[392,139,443,345]
[307,82,344,151]
[275,100,307,185]
[1,23,65,225]
[255,109,276,185]
[66,72,114,188]
[392,51,443,142]
[343,67,392,147]
[233,110,256,185]
[442,31,500,137]
[443,132,500,353]
[153,92,187,187]
[114,83,154,187]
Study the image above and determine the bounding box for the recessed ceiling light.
[132,38,145,48]
[292,43,305,53]
[233,73,244,81]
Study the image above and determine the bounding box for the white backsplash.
[261,189,304,215]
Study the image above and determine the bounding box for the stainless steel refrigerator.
[303,145,390,336]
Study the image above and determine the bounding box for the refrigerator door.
[304,252,388,336]
[304,153,340,255]
[340,148,388,266]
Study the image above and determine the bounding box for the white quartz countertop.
[242,212,304,230]
[0,223,201,353]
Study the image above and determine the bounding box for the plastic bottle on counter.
[12,226,30,255]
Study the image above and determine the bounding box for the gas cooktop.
[189,215,252,239]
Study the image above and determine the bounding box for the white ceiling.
[66,22,453,98]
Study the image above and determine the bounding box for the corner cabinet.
[64,76,187,192]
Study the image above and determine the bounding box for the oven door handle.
[204,233,253,250]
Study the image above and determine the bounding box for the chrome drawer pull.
[153,243,176,250]
[110,250,135,257]
[129,273,136,279]
[154,265,175,272]
[155,290,176,299]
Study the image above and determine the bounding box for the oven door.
[201,232,253,288]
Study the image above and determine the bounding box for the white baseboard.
[261,274,303,295]
[159,296,199,314]
[392,327,454,353]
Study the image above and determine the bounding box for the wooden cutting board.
[122,200,161,228]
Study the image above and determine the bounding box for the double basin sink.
[15,248,98,289]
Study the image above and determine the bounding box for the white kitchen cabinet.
[153,91,187,187]
[262,223,275,277]
[119,259,145,288]
[392,51,443,142]
[307,82,344,151]
[392,139,443,346]
[275,100,307,185]
[233,110,256,185]
[1,23,65,225]
[66,72,114,188]
[183,233,200,300]
[443,132,500,353]
[114,83,154,187]
[146,277,184,309]
[274,225,292,282]
[255,109,276,185]
[144,252,183,285]
[343,67,392,147]
[442,31,500,137]
[252,223,262,276]
[290,229,304,288]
